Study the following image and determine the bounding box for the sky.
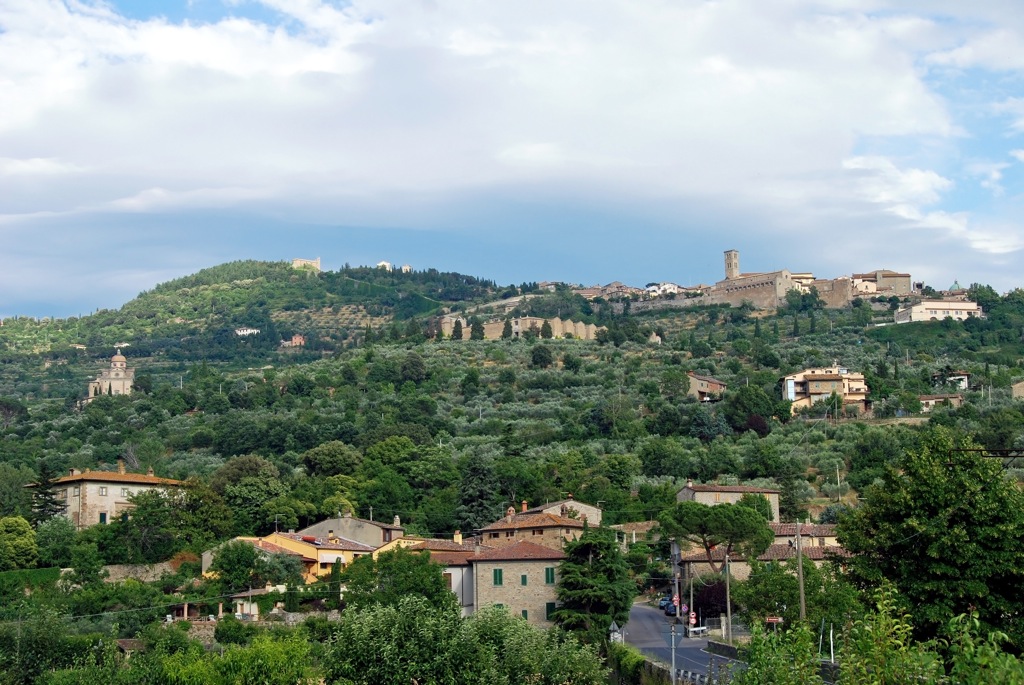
[2,0,1023,318]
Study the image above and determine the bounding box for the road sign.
[689,612,696,619]
[689,617,697,625]
[672,595,679,606]
[766,616,784,624]
[681,604,688,613]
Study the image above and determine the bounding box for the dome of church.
[112,352,127,363]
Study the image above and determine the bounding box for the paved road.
[623,604,736,678]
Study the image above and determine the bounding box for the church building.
[87,350,135,400]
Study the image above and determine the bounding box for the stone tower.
[724,250,740,280]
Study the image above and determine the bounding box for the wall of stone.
[473,560,559,627]
[103,562,176,583]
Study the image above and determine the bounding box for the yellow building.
[781,365,869,415]
[262,532,375,584]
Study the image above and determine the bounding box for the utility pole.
[671,539,681,624]
[797,520,806,621]
[725,554,732,643]
[670,622,677,685]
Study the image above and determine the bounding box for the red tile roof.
[273,532,375,553]
[684,484,781,495]
[680,544,848,563]
[52,470,182,486]
[480,512,585,532]
[469,540,566,562]
[768,523,836,537]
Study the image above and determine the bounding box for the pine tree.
[540,321,553,339]
[754,318,762,338]
[30,461,66,526]
[452,320,463,341]
[792,315,800,337]
[809,310,817,333]
[501,320,513,339]
[553,526,635,644]
[470,319,485,340]
[455,453,502,531]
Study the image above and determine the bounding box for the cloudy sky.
[2,0,1023,317]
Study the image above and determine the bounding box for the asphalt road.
[623,603,737,678]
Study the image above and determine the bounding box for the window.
[99,513,107,524]
[73,487,80,496]
[98,486,107,496]
[494,603,504,609]
[532,529,544,535]
[545,567,556,584]
[521,609,528,619]
[546,602,556,620]
[489,533,499,539]
[505,531,514,537]
[520,574,528,586]
[121,488,129,497]
[443,573,453,591]
[493,568,503,586]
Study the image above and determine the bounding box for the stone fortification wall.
[103,562,176,583]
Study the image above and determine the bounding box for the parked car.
[657,596,673,610]
[664,603,680,616]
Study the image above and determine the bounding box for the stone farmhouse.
[297,512,405,549]
[48,462,182,530]
[478,504,587,551]
[676,481,781,522]
[469,540,565,627]
[687,371,727,402]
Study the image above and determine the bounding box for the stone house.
[478,505,585,551]
[297,513,404,549]
[676,481,781,522]
[687,372,727,402]
[49,462,181,530]
[918,394,964,412]
[469,540,565,627]
[521,496,603,526]
[679,522,845,579]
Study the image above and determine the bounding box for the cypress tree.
[31,461,67,526]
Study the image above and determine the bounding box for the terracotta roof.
[768,523,836,537]
[273,532,375,553]
[410,539,481,552]
[469,540,566,562]
[51,470,182,487]
[480,512,585,532]
[683,484,781,495]
[680,544,849,563]
[918,394,963,401]
[801,374,844,381]
[688,372,727,386]
[251,539,304,557]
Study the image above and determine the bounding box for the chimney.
[117,459,126,475]
[686,479,694,488]
[69,468,78,477]
[146,466,154,476]
[567,493,574,501]
[521,500,528,513]
[454,530,462,545]
[506,506,515,523]
[393,515,401,527]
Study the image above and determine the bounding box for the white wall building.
[894,300,985,324]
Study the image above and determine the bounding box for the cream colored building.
[291,257,321,271]
[676,481,781,522]
[687,372,727,402]
[781,365,869,415]
[86,351,135,401]
[521,497,603,526]
[52,463,182,529]
[894,300,985,324]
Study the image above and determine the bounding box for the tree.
[501,319,513,339]
[341,547,454,611]
[30,461,66,526]
[531,344,554,369]
[456,452,503,531]
[302,441,362,477]
[452,319,464,340]
[0,516,37,570]
[400,352,428,384]
[69,542,106,585]
[470,319,485,340]
[737,493,773,522]
[35,516,76,568]
[838,427,1024,648]
[540,320,553,339]
[723,385,776,433]
[209,539,263,592]
[554,526,635,644]
[659,502,773,573]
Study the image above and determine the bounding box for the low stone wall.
[103,562,176,583]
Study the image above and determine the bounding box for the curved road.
[623,603,737,679]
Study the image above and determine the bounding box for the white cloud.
[1011,150,1024,163]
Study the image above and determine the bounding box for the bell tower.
[724,249,740,280]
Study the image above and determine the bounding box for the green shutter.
[546,602,556,620]
[521,574,528,586]
[493,568,503,586]
[521,609,528,619]
[545,567,555,584]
